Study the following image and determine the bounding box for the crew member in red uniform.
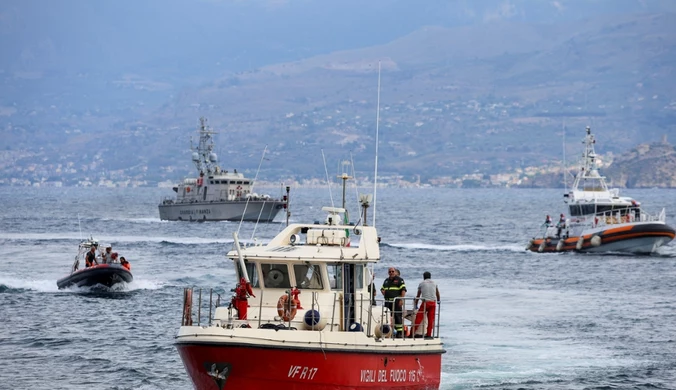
[233,277,255,320]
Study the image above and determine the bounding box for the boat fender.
[556,240,564,251]
[538,241,546,252]
[303,309,326,330]
[591,235,602,247]
[576,236,584,250]
[349,322,363,332]
[526,239,535,250]
[375,324,392,339]
[277,294,297,322]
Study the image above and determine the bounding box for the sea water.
[0,187,674,390]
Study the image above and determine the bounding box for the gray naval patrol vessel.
[158,118,285,222]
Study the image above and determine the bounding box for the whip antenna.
[322,149,335,208]
[372,61,381,227]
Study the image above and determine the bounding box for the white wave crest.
[0,275,61,292]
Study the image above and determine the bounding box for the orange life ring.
[186,186,191,193]
[276,294,298,322]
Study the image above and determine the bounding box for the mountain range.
[1,0,676,185]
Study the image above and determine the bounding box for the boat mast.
[191,117,219,175]
[338,163,352,224]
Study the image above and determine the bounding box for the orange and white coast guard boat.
[527,126,675,254]
[175,196,445,389]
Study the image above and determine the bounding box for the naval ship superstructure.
[158,118,284,222]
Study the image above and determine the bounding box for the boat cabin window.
[354,265,364,289]
[261,263,291,289]
[580,178,605,192]
[236,262,260,288]
[327,264,342,290]
[294,264,324,289]
[327,264,364,290]
[569,204,597,217]
[570,204,634,217]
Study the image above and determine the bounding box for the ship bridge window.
[294,264,324,289]
[581,179,605,192]
[236,181,243,184]
[235,261,260,288]
[243,181,250,185]
[261,264,290,289]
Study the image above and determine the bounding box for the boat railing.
[379,296,441,339]
[537,207,667,236]
[181,288,441,339]
[181,287,222,327]
[588,207,665,227]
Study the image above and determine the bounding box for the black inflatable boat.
[57,263,133,289]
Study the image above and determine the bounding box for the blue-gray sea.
[1,187,675,390]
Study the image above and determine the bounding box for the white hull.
[159,200,283,222]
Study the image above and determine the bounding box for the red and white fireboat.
[175,194,445,389]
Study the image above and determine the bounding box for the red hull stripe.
[176,344,443,390]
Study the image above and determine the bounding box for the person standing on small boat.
[544,215,553,227]
[102,246,113,264]
[557,214,566,238]
[85,246,98,268]
[413,271,440,339]
[381,267,407,338]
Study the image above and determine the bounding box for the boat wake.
[0,275,163,293]
[385,242,527,253]
[0,276,60,293]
